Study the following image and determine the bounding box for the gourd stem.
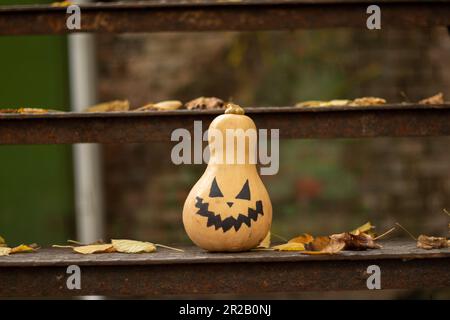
[225,103,245,115]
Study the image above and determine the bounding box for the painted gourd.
[183,103,272,252]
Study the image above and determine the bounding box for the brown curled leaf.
[185,97,225,110]
[301,238,345,255]
[331,232,381,250]
[417,235,448,250]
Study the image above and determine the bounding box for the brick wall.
[97,28,450,242]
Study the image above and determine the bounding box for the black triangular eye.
[235,180,251,200]
[209,177,224,197]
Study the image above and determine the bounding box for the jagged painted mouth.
[195,196,264,232]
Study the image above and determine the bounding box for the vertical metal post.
[68,0,104,244]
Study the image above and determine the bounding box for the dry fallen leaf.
[301,238,346,255]
[288,233,314,245]
[418,92,444,105]
[51,1,73,7]
[28,243,40,250]
[350,221,375,236]
[0,109,18,113]
[257,232,271,249]
[308,236,332,251]
[65,239,105,246]
[417,235,448,250]
[323,99,351,107]
[296,100,350,108]
[73,244,115,254]
[272,242,305,251]
[185,97,225,110]
[331,232,381,250]
[295,100,323,107]
[0,235,6,247]
[52,245,75,249]
[86,100,129,112]
[296,97,386,108]
[17,108,48,114]
[0,247,11,256]
[112,239,156,253]
[349,97,386,106]
[273,220,384,255]
[1,108,61,114]
[10,244,36,254]
[136,100,183,111]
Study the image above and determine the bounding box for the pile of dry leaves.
[84,96,226,112]
[258,222,395,254]
[295,92,445,108]
[0,235,183,256]
[296,97,386,108]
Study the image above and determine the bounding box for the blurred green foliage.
[0,0,73,245]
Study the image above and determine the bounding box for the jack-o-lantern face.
[195,177,264,232]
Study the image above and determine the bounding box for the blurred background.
[0,0,449,298]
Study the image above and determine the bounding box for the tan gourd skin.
[183,104,272,252]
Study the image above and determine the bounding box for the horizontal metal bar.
[0,105,449,144]
[0,241,448,297]
[0,241,449,267]
[0,1,449,35]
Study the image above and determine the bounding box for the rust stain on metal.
[0,105,449,144]
[0,1,449,35]
[0,241,448,297]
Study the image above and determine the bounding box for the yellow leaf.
[10,244,36,254]
[0,235,6,247]
[51,1,73,7]
[73,244,115,254]
[112,239,156,253]
[257,232,271,249]
[272,242,305,251]
[288,233,314,244]
[0,247,11,256]
[350,222,374,235]
[17,108,48,114]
